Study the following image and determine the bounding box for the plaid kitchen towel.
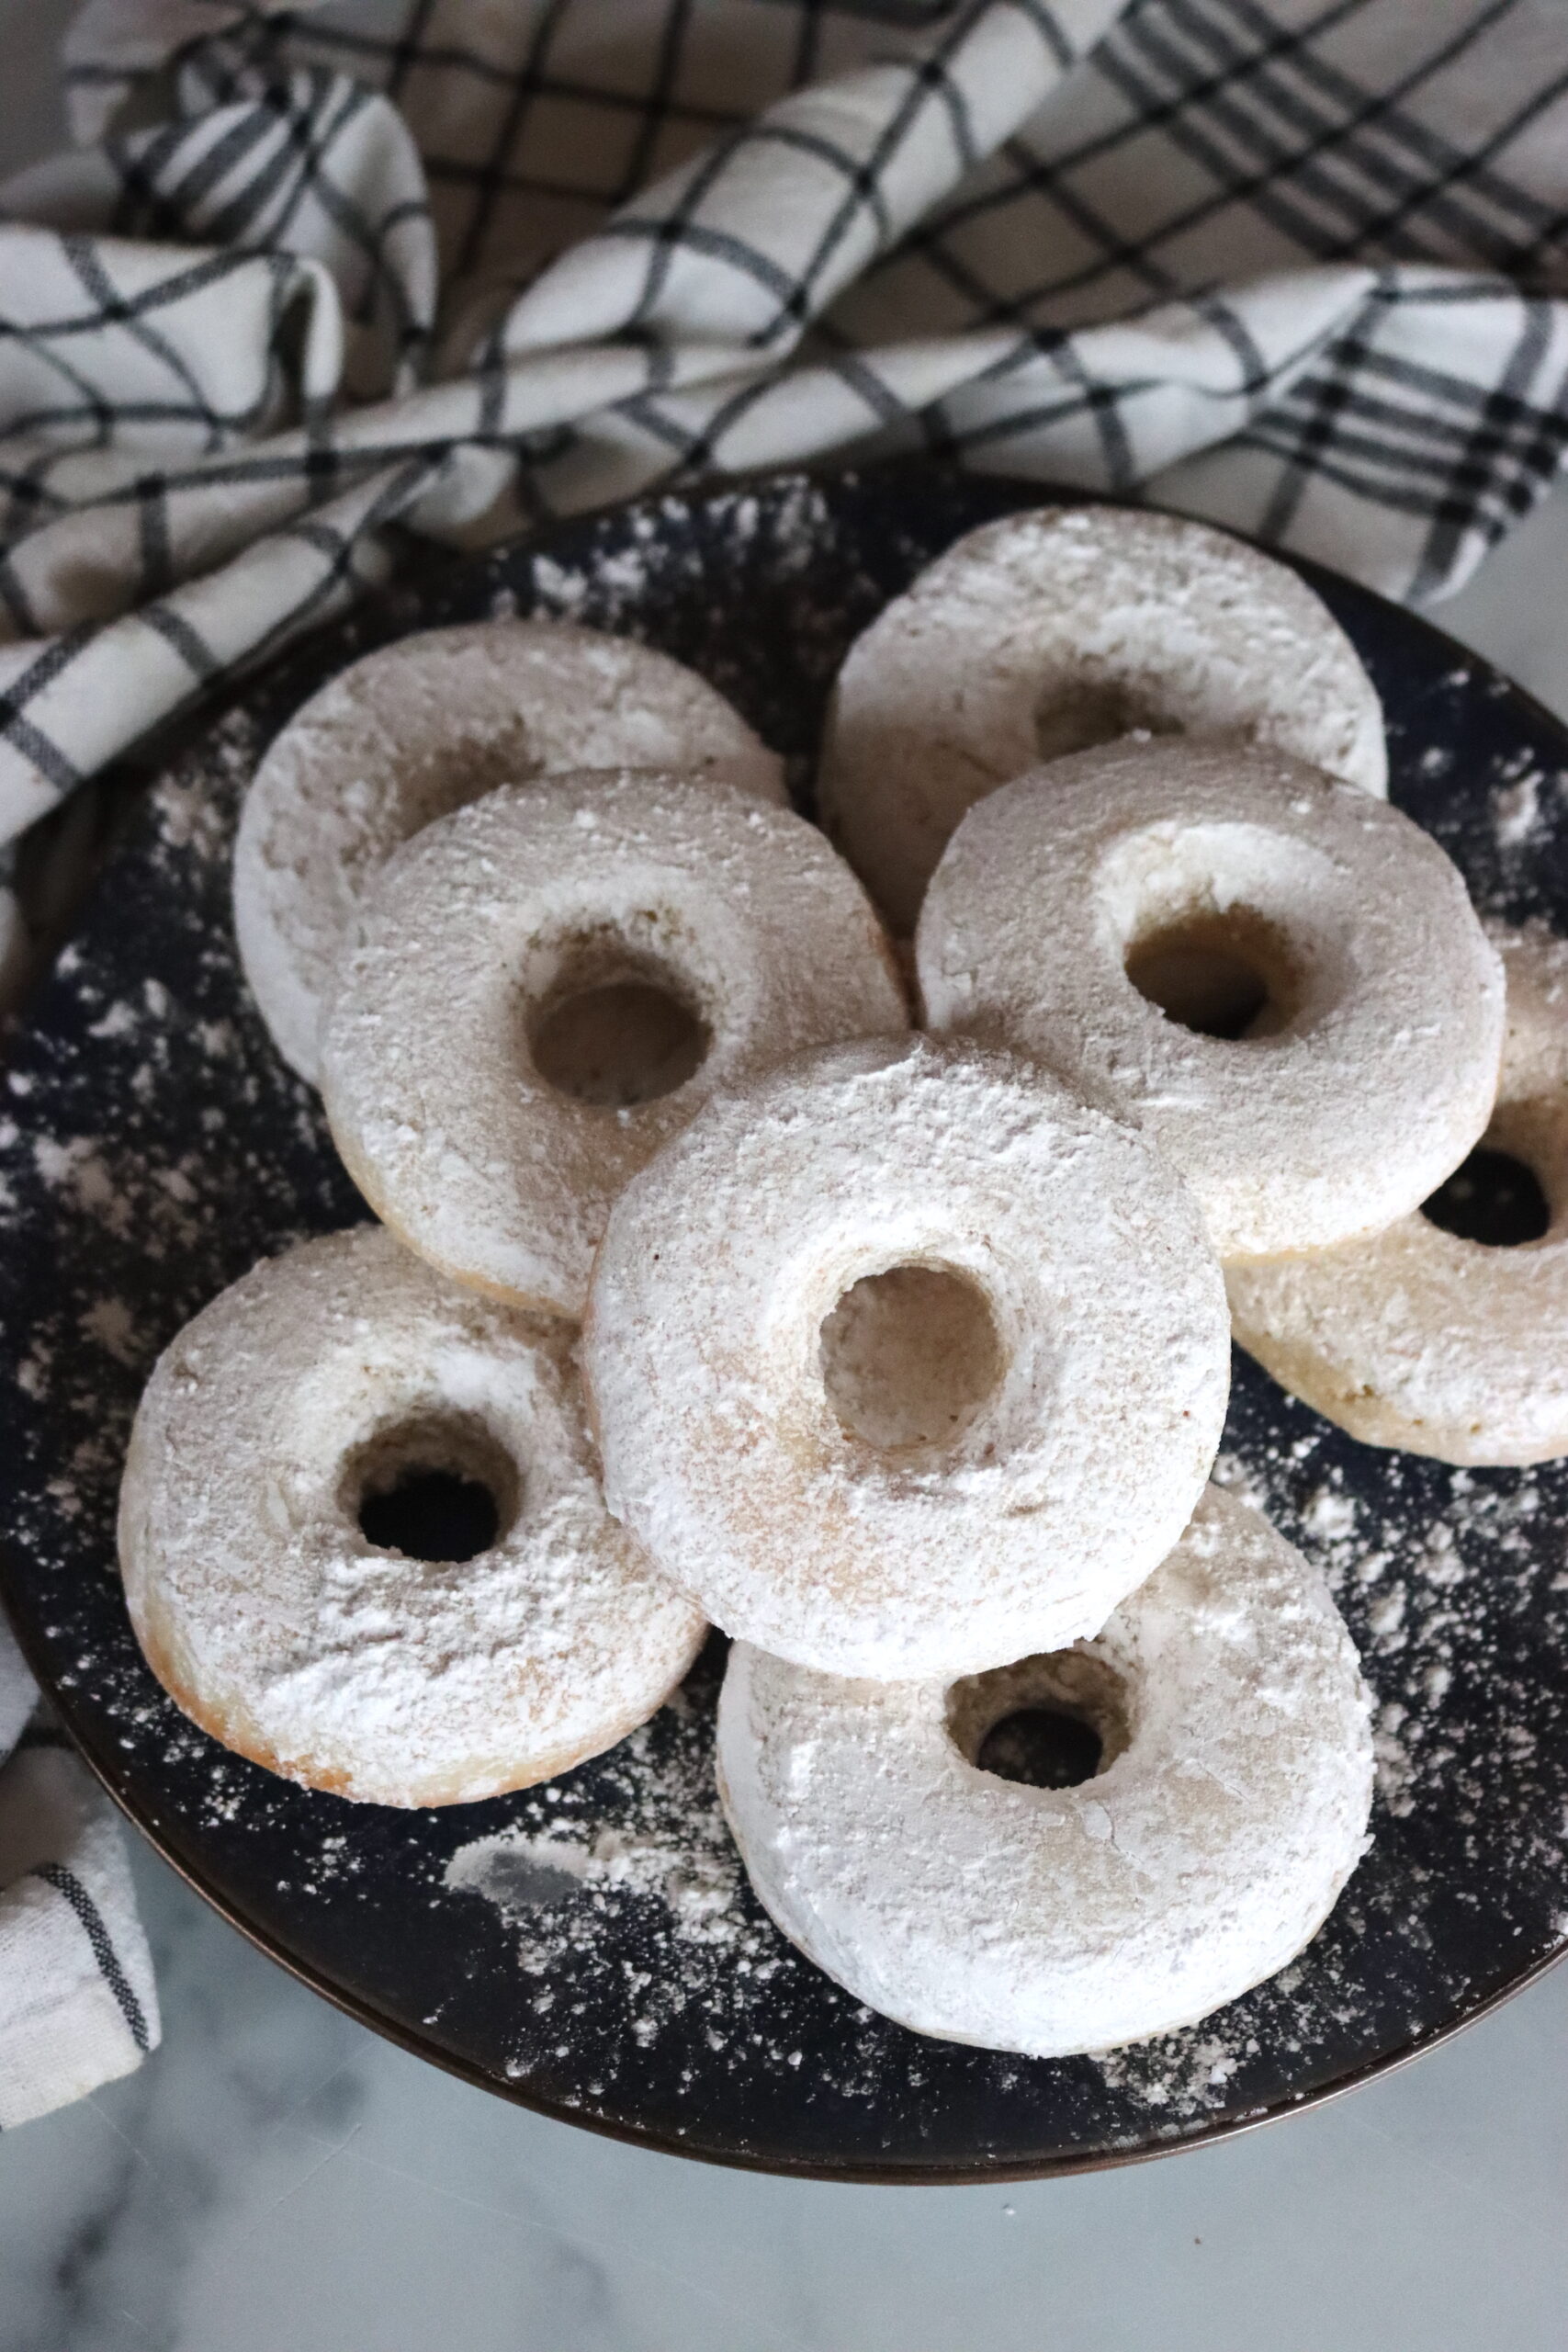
[0,0,1561,883]
[0,1618,160,2129]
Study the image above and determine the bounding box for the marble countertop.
[2,6,1567,2344]
[0,1825,1564,2352]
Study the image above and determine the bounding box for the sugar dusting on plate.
[4,473,1568,2164]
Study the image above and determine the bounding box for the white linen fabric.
[0,0,1561,863]
[0,1619,160,2130]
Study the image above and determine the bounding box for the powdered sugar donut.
[234,619,785,1082]
[584,1035,1230,1680]
[1229,922,1568,1464]
[118,1225,705,1807]
[716,1485,1372,2056]
[818,504,1386,931]
[919,739,1504,1261]
[321,772,906,1318]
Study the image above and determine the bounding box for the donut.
[917,738,1505,1261]
[716,1484,1373,2056]
[818,504,1387,932]
[1228,922,1568,1464]
[117,1224,705,1807]
[320,771,907,1318]
[583,1035,1230,1680]
[234,619,786,1082]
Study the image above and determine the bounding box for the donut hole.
[359,1471,499,1563]
[947,1650,1131,1789]
[1124,909,1299,1041]
[1420,1145,1552,1249]
[1033,674,1183,765]
[818,1264,1004,1453]
[526,945,710,1110]
[976,1708,1103,1789]
[345,1414,519,1566]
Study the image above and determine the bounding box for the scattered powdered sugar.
[1488,745,1568,862]
[449,1825,739,1948]
[448,1762,747,1958]
[1494,764,1543,848]
[435,1667,842,2094]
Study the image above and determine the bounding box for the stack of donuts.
[118,503,1566,2064]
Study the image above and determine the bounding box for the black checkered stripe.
[30,1860,153,2058]
[0,1849,152,2132]
[0,1716,162,2121]
[0,0,1561,843]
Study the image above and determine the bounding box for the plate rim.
[7,1582,1568,2188]
[6,458,1568,2184]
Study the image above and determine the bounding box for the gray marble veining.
[3,1844,1566,2352]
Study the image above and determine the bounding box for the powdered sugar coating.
[1229,922,1568,1464]
[716,1485,1373,2057]
[818,505,1387,932]
[918,739,1505,1261]
[6,467,1566,2167]
[584,1036,1231,1679]
[117,1225,705,1807]
[234,620,785,1083]
[320,771,907,1317]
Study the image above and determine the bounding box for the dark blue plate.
[3,468,1566,2181]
